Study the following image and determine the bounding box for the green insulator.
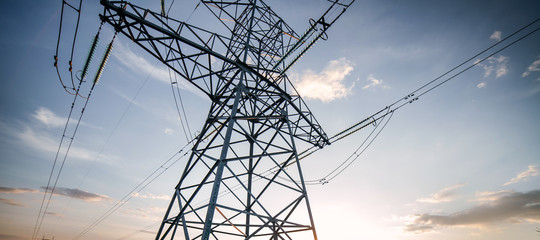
[81,33,99,79]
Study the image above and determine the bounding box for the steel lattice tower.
[100,0,353,239]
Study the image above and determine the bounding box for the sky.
[1,0,540,240]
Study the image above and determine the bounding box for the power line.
[306,111,394,185]
[48,0,538,236]
[287,17,540,185]
[67,5,210,236]
[71,120,231,239]
[70,116,236,238]
[67,0,84,89]
[394,18,540,108]
[342,18,540,143]
[96,16,539,231]
[98,20,540,228]
[34,2,91,233]
[168,67,193,143]
[53,0,86,97]
[45,61,159,234]
[71,139,194,240]
[36,8,117,236]
[32,77,99,240]
[161,4,196,146]
[116,221,160,240]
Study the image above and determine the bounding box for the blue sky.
[1,0,540,240]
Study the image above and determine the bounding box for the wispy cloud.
[113,40,171,84]
[46,211,63,217]
[0,187,36,207]
[0,187,39,194]
[0,234,26,240]
[113,40,201,97]
[490,31,502,41]
[473,190,514,202]
[18,126,96,160]
[139,229,157,235]
[293,58,355,102]
[522,56,540,80]
[476,55,509,78]
[416,183,466,203]
[0,198,25,207]
[476,82,487,88]
[31,107,100,130]
[110,87,146,109]
[122,206,165,220]
[504,165,539,186]
[33,107,70,128]
[41,187,109,202]
[362,74,387,90]
[405,189,540,233]
[1,186,108,202]
[163,128,174,135]
[132,192,170,200]
[6,107,116,162]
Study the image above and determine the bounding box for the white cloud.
[32,107,99,130]
[522,57,540,80]
[503,165,539,186]
[490,31,502,41]
[0,108,116,165]
[33,107,68,128]
[18,127,95,160]
[362,74,387,90]
[476,82,486,88]
[163,128,174,135]
[293,58,354,102]
[477,55,509,78]
[15,125,115,163]
[416,183,466,203]
[1,111,113,163]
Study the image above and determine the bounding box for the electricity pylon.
[100,0,354,239]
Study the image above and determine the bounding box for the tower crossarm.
[99,0,329,147]
[271,0,355,74]
[201,0,355,78]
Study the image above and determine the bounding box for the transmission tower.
[99,0,354,239]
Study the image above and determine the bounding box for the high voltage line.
[37,0,539,238]
[33,0,115,238]
[33,1,85,237]
[66,16,540,239]
[291,17,540,184]
[71,142,193,240]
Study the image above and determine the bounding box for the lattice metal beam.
[98,0,355,239]
[100,0,332,147]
